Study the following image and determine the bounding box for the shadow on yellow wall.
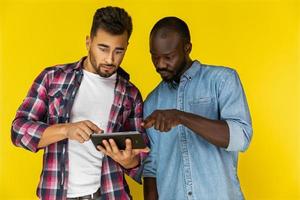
[0,0,299,199]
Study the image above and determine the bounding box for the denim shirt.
[143,60,252,200]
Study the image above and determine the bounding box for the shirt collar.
[182,60,202,80]
[72,56,130,81]
[73,57,85,70]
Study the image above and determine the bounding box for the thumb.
[133,147,150,155]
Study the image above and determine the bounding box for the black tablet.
[90,131,147,150]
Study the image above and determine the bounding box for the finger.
[76,137,85,143]
[125,139,133,154]
[134,147,150,153]
[159,117,166,132]
[164,121,172,132]
[72,128,89,142]
[77,125,93,139]
[171,120,179,128]
[143,147,151,152]
[132,147,150,156]
[165,125,171,132]
[143,115,156,128]
[74,132,85,143]
[102,140,113,154]
[108,139,121,155]
[154,114,162,131]
[97,145,107,154]
[84,120,103,133]
[143,119,155,129]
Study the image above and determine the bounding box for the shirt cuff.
[225,120,247,152]
[122,152,148,184]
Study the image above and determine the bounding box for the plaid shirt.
[11,57,149,200]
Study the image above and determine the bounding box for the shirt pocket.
[188,97,215,118]
[48,87,67,118]
[122,100,133,120]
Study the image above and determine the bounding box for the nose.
[105,51,114,64]
[156,58,167,70]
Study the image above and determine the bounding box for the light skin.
[84,28,128,78]
[38,28,148,169]
[143,28,230,200]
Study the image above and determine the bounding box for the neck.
[83,56,95,73]
[174,57,193,83]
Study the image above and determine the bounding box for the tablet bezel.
[90,131,147,150]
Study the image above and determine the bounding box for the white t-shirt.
[67,69,116,198]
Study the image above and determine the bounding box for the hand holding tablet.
[90,131,147,150]
[91,131,149,169]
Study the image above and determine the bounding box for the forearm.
[179,111,229,148]
[143,177,158,200]
[37,124,67,148]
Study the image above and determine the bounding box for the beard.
[89,51,117,78]
[157,58,188,83]
[156,68,174,82]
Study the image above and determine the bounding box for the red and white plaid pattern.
[11,57,148,200]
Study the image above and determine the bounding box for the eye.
[99,47,107,52]
[115,50,124,55]
[165,55,173,60]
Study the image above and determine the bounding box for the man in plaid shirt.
[11,6,149,200]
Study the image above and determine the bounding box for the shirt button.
[188,191,192,195]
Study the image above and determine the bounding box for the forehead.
[150,29,183,54]
[91,28,128,48]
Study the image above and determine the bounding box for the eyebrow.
[97,44,125,51]
[150,49,176,56]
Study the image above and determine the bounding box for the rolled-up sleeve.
[218,69,253,152]
[11,69,50,153]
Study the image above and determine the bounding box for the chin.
[162,78,173,82]
[99,73,113,78]
[161,75,173,82]
[98,69,116,78]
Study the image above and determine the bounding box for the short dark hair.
[90,6,132,40]
[150,17,191,43]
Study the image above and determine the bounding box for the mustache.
[156,68,173,73]
[101,64,116,68]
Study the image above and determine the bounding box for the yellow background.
[1,0,299,199]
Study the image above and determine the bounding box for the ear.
[184,43,192,54]
[124,41,129,51]
[85,35,91,50]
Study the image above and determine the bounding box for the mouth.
[158,70,172,77]
[100,65,116,73]
[102,64,115,70]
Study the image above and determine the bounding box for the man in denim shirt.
[142,17,252,200]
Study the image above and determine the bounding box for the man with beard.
[142,17,252,200]
[11,6,148,200]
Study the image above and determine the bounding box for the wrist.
[176,109,185,124]
[122,155,140,169]
[57,124,68,139]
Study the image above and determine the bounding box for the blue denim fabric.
[143,60,252,200]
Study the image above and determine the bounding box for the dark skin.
[143,28,229,200]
